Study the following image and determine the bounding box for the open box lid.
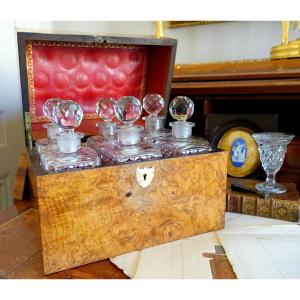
[17,32,177,148]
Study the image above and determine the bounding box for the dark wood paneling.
[171,60,300,190]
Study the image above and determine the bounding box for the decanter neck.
[117,125,144,146]
[170,121,195,139]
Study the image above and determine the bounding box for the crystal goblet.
[252,132,294,194]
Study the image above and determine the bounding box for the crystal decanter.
[99,96,162,164]
[142,93,171,136]
[35,98,63,154]
[86,97,118,158]
[39,100,100,172]
[151,96,211,158]
[141,93,173,146]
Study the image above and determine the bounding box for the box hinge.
[93,36,106,43]
[24,112,33,151]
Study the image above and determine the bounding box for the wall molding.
[0,172,10,209]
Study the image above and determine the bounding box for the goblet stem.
[265,173,276,186]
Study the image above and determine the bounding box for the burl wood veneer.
[29,151,227,274]
[0,203,236,279]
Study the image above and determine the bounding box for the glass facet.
[170,121,194,139]
[42,98,63,139]
[35,138,58,155]
[38,100,101,171]
[117,125,144,146]
[95,98,117,138]
[169,96,194,121]
[42,123,63,139]
[43,98,61,121]
[96,97,116,122]
[99,141,162,165]
[115,96,143,146]
[142,116,167,133]
[144,96,212,157]
[150,135,211,158]
[96,122,117,137]
[91,95,163,164]
[253,132,295,194]
[86,135,111,161]
[115,96,142,125]
[143,94,164,116]
[56,132,84,153]
[52,100,84,153]
[39,146,100,172]
[142,93,166,133]
[53,100,83,130]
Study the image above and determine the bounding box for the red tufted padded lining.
[26,41,173,139]
[28,42,147,122]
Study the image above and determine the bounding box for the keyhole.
[143,173,147,181]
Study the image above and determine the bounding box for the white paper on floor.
[217,214,300,279]
[110,231,220,279]
[110,213,300,279]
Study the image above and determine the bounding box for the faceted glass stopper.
[53,100,83,130]
[169,96,194,121]
[115,96,142,125]
[143,94,164,116]
[96,97,116,122]
[43,98,61,121]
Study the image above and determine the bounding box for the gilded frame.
[168,21,223,28]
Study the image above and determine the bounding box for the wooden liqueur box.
[17,32,228,274]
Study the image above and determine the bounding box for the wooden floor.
[0,205,128,279]
[0,200,236,279]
